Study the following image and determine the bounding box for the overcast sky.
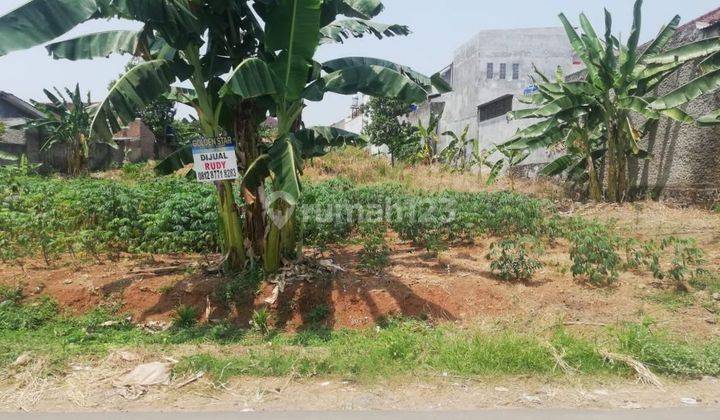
[1,0,718,126]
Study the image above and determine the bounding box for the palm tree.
[501,0,720,202]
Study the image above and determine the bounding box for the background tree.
[501,0,720,202]
[19,85,97,175]
[363,97,418,165]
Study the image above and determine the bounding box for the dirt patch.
[2,226,719,336]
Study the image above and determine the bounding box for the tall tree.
[363,97,418,165]
[501,0,720,202]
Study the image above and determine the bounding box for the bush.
[486,237,543,281]
[569,224,621,286]
[357,222,391,272]
[172,305,199,329]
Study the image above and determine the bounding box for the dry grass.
[303,147,564,199]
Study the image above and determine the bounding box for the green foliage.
[568,223,621,286]
[0,296,59,331]
[0,175,218,263]
[172,305,199,329]
[617,319,720,377]
[307,304,331,325]
[487,237,543,281]
[0,284,23,304]
[251,308,271,335]
[218,264,265,307]
[624,236,706,290]
[2,296,720,380]
[0,121,5,137]
[501,0,720,202]
[362,97,420,164]
[22,85,94,175]
[357,222,390,272]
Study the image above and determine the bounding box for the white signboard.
[192,136,239,183]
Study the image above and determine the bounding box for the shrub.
[569,224,621,286]
[486,237,543,281]
[172,305,199,329]
[357,223,391,272]
[251,308,271,334]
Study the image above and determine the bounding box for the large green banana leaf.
[265,0,322,101]
[268,135,303,205]
[91,60,175,141]
[320,19,409,43]
[643,37,720,65]
[618,96,693,123]
[46,30,142,60]
[295,126,365,158]
[110,0,200,50]
[699,52,720,73]
[0,0,99,56]
[322,56,434,92]
[697,109,720,126]
[510,96,583,119]
[620,0,643,81]
[539,154,578,177]
[649,69,720,110]
[320,0,384,24]
[639,15,680,60]
[304,65,428,103]
[219,58,279,99]
[154,144,193,175]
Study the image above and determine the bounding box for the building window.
[499,63,507,80]
[478,94,513,122]
[486,63,494,79]
[512,64,520,80]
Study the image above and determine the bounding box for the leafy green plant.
[218,264,265,307]
[307,304,331,325]
[251,308,271,335]
[569,225,621,286]
[624,236,706,291]
[486,237,543,281]
[0,284,23,304]
[358,222,391,272]
[172,305,199,329]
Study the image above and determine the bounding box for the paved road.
[3,410,720,420]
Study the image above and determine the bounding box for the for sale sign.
[192,135,239,183]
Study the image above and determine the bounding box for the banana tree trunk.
[586,154,602,202]
[217,180,246,272]
[234,103,267,259]
[605,120,619,203]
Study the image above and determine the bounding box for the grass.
[645,291,696,311]
[3,298,720,382]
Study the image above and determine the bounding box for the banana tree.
[440,125,475,172]
[501,0,720,202]
[15,85,96,175]
[0,0,409,272]
[219,0,450,272]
